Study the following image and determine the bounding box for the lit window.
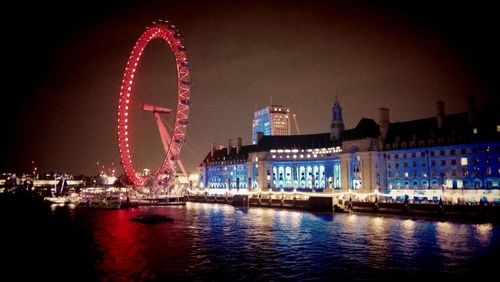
[497,125,500,132]
[460,157,468,166]
[404,172,409,178]
[473,128,478,134]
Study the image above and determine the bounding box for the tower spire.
[331,97,345,142]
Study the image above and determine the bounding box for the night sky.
[2,0,498,176]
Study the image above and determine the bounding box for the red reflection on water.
[91,209,155,281]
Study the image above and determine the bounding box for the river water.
[3,198,499,281]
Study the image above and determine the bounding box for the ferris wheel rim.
[117,21,191,186]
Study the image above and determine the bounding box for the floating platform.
[130,214,174,224]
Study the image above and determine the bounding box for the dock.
[135,196,186,206]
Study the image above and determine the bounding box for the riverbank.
[185,194,500,223]
[2,191,499,223]
[350,201,500,223]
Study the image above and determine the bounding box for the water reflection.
[475,224,493,245]
[65,203,500,281]
[366,217,390,270]
[89,209,151,281]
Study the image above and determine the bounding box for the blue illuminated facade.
[199,97,500,202]
[252,108,271,144]
[384,142,500,191]
[269,156,341,192]
[204,163,249,189]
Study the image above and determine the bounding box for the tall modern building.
[252,105,291,144]
[199,97,499,203]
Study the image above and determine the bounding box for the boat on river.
[88,194,122,209]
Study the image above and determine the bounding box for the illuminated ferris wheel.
[117,20,191,186]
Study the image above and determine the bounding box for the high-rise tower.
[252,105,291,144]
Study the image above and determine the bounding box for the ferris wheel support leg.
[154,112,189,179]
[176,160,189,180]
[154,112,172,146]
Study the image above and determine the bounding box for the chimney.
[227,139,233,155]
[236,137,242,154]
[256,132,264,144]
[210,143,216,158]
[466,95,475,125]
[436,101,445,128]
[379,108,390,140]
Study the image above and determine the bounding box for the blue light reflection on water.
[10,202,498,281]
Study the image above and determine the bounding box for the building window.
[404,172,409,178]
[461,148,466,154]
[473,128,478,134]
[486,167,492,175]
[441,160,446,166]
[451,159,456,166]
[440,151,445,156]
[450,149,455,155]
[461,157,468,166]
